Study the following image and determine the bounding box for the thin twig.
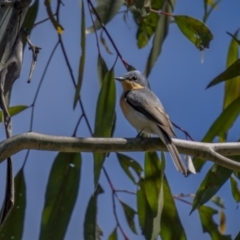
[115,189,136,195]
[72,114,84,137]
[87,0,129,70]
[103,168,129,240]
[33,16,55,28]
[172,122,194,141]
[22,41,60,168]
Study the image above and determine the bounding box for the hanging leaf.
[39,152,81,240]
[0,169,26,240]
[0,105,28,121]
[226,31,240,45]
[191,165,232,214]
[234,231,240,240]
[219,210,226,234]
[97,54,108,86]
[207,59,240,88]
[230,176,240,203]
[151,152,165,240]
[93,69,116,185]
[100,32,113,55]
[198,206,231,240]
[44,0,64,34]
[117,153,142,184]
[223,30,240,109]
[137,180,154,240]
[108,227,118,240]
[84,185,104,240]
[160,175,186,240]
[144,152,162,217]
[144,1,174,76]
[210,196,225,209]
[174,15,213,50]
[203,0,221,23]
[73,0,86,109]
[86,0,124,34]
[132,0,151,17]
[22,0,39,47]
[193,96,240,171]
[119,201,137,234]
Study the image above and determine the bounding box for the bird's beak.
[114,76,126,81]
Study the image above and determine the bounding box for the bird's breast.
[120,93,155,134]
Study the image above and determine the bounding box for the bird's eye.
[132,76,137,81]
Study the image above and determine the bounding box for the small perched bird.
[115,70,187,176]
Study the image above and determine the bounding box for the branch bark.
[0,132,240,171]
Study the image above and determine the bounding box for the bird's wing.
[125,88,175,138]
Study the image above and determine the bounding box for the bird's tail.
[152,124,188,176]
[165,142,187,176]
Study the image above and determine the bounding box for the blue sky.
[0,0,240,239]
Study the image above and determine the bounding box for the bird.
[115,70,188,176]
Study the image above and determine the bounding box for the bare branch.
[0,132,240,171]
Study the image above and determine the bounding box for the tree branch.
[0,132,240,171]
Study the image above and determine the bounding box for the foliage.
[0,0,240,240]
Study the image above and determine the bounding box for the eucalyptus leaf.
[207,59,240,88]
[0,105,28,121]
[93,69,116,185]
[191,165,232,214]
[73,0,86,108]
[174,15,213,50]
[198,206,231,240]
[86,0,124,34]
[39,152,81,240]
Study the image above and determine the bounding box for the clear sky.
[0,0,240,239]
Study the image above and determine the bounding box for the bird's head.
[115,70,149,91]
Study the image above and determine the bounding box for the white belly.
[121,98,155,134]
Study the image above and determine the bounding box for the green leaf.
[39,152,81,240]
[44,0,64,34]
[84,185,104,240]
[119,201,137,234]
[207,59,240,88]
[206,0,218,7]
[160,175,186,240]
[144,1,175,77]
[0,169,26,240]
[223,30,240,109]
[132,0,151,17]
[0,105,28,121]
[86,0,124,34]
[234,231,240,240]
[22,0,39,47]
[230,176,240,203]
[198,206,231,240]
[144,152,162,217]
[93,70,116,185]
[152,152,165,240]
[73,0,86,109]
[100,32,113,55]
[116,153,142,184]
[203,0,221,23]
[204,96,240,141]
[191,165,232,214]
[174,15,213,50]
[194,96,240,171]
[108,227,118,240]
[210,196,225,209]
[137,180,154,240]
[97,54,108,86]
[138,152,185,240]
[227,31,240,45]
